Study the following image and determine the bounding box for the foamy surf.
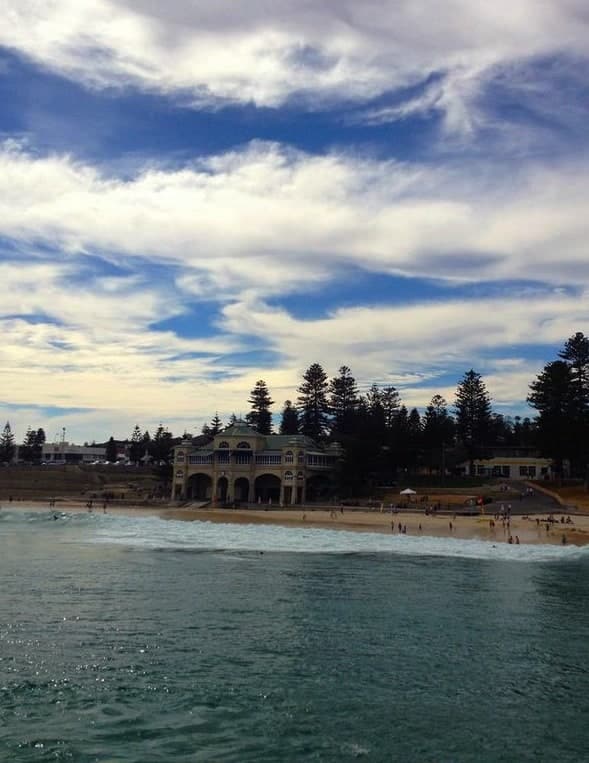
[87,513,588,562]
[2,510,586,562]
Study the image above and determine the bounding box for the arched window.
[284,450,294,464]
[176,470,184,479]
[284,470,294,481]
[218,441,230,449]
[176,452,185,463]
[236,441,251,449]
[298,451,305,463]
[297,471,304,481]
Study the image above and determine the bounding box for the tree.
[19,427,35,462]
[129,425,145,464]
[0,421,16,463]
[33,428,46,462]
[209,413,223,435]
[329,365,358,436]
[246,380,274,434]
[297,363,330,441]
[381,386,401,429]
[559,332,589,406]
[422,395,455,475]
[454,370,492,475]
[148,425,173,465]
[279,400,299,435]
[105,436,118,463]
[528,360,575,478]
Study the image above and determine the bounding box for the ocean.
[1,509,589,762]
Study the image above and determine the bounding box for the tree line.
[3,332,587,489]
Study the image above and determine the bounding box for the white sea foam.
[80,514,589,563]
[2,509,586,562]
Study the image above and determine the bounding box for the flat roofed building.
[172,421,340,504]
[40,442,107,464]
[457,454,557,480]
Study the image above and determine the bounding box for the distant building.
[456,447,561,480]
[172,421,340,504]
[39,442,106,464]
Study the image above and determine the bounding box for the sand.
[4,498,589,546]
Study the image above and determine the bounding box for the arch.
[234,477,250,502]
[284,450,294,464]
[186,473,213,501]
[236,441,251,449]
[254,473,281,503]
[217,476,229,502]
[284,470,294,481]
[218,441,230,449]
[298,451,305,463]
[306,473,331,502]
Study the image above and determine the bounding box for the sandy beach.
[5,499,589,546]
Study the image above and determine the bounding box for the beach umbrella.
[400,488,417,495]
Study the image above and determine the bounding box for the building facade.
[39,442,107,464]
[456,448,559,480]
[172,422,340,504]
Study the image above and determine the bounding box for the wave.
[2,508,587,562]
[0,510,589,562]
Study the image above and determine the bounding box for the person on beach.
[562,534,567,545]
[515,536,520,544]
[508,535,513,544]
[449,521,453,531]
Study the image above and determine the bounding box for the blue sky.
[0,1,588,442]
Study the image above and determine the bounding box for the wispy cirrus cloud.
[1,141,589,294]
[2,0,588,139]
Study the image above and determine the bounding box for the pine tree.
[297,363,330,441]
[329,365,358,436]
[422,395,455,475]
[381,386,401,429]
[0,421,15,463]
[105,436,118,463]
[209,413,223,435]
[33,428,46,463]
[19,427,35,462]
[246,380,273,434]
[149,425,173,465]
[559,332,589,406]
[129,425,144,464]
[454,369,492,475]
[528,360,575,478]
[279,400,299,435]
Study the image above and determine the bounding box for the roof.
[220,421,260,438]
[265,435,318,449]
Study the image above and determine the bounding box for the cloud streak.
[2,0,588,135]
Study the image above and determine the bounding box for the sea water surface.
[1,509,589,762]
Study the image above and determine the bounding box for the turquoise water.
[2,510,589,762]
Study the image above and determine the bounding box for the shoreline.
[3,499,589,546]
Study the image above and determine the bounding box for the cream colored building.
[457,455,555,480]
[172,422,340,504]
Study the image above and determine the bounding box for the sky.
[1,0,589,444]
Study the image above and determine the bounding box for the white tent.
[399,488,417,495]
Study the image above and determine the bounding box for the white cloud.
[1,140,588,440]
[1,0,588,134]
[1,141,589,293]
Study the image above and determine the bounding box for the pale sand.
[5,499,589,546]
